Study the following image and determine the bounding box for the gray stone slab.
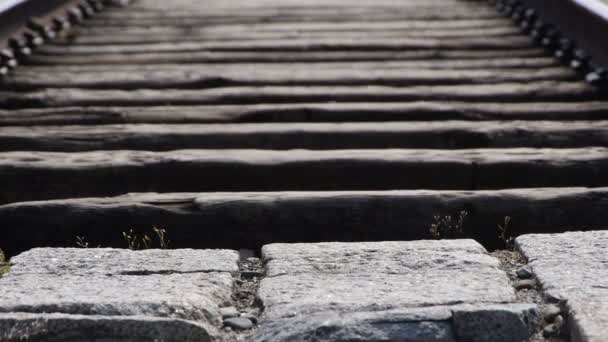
[0,273,233,322]
[253,240,539,341]
[0,248,240,340]
[253,308,456,342]
[9,248,239,275]
[0,312,215,342]
[516,231,608,342]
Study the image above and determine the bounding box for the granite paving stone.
[517,230,608,342]
[253,240,540,341]
[0,248,240,341]
[9,247,239,275]
[0,312,215,342]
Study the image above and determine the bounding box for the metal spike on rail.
[8,38,31,59]
[530,21,549,43]
[87,0,105,12]
[51,17,71,32]
[23,31,44,48]
[67,7,84,25]
[0,49,17,69]
[78,3,95,18]
[26,19,56,40]
[586,68,608,87]
[519,9,537,32]
[490,0,608,89]
[571,49,593,74]
[554,38,575,64]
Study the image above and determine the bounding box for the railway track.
[1,0,608,341]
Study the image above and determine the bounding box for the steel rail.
[492,0,608,87]
[0,0,108,76]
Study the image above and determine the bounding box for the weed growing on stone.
[498,216,515,250]
[123,229,152,250]
[123,226,170,250]
[153,227,170,249]
[75,236,90,248]
[429,210,468,239]
[0,249,9,277]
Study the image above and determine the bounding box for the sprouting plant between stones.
[0,249,9,277]
[75,236,89,248]
[123,229,152,250]
[498,216,515,250]
[429,210,468,240]
[152,226,170,249]
[75,226,170,250]
[123,226,170,250]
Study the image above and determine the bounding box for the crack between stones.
[118,269,231,276]
[219,249,266,340]
[492,249,570,342]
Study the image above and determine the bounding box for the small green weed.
[498,216,514,250]
[123,226,170,250]
[75,236,90,248]
[76,226,170,250]
[429,210,468,240]
[0,249,9,277]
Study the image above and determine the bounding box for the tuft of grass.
[75,236,90,248]
[0,249,9,277]
[429,210,468,240]
[123,226,170,250]
[152,227,170,249]
[498,216,515,250]
[76,226,170,250]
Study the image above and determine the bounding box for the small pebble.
[516,265,534,279]
[543,315,565,337]
[241,313,259,324]
[514,279,536,290]
[246,257,260,263]
[224,317,254,330]
[542,304,561,322]
[220,306,239,319]
[543,323,558,337]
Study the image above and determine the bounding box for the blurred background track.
[0,0,607,255]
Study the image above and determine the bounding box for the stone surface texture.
[517,231,608,342]
[9,248,239,275]
[0,248,239,341]
[0,313,214,342]
[253,240,539,341]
